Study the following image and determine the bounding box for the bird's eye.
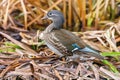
[48,12,53,16]
[49,12,52,15]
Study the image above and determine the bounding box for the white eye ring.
[48,12,53,16]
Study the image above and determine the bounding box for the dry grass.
[0,0,120,80]
[0,21,119,79]
[0,0,119,31]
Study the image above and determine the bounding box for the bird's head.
[42,10,65,29]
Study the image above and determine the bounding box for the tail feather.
[72,43,104,59]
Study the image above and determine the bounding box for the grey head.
[42,10,65,30]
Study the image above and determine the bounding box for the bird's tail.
[72,43,104,59]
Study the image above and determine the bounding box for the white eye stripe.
[47,12,58,16]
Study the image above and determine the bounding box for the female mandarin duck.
[39,10,104,60]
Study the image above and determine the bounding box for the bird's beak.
[41,15,48,20]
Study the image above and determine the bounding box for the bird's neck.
[44,21,63,33]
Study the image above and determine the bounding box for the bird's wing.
[54,29,86,49]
